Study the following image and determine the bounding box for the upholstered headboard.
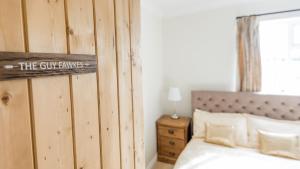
[192,91,300,121]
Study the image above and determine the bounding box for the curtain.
[237,16,262,92]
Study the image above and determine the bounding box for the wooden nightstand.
[156,115,191,164]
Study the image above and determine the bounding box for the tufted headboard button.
[192,91,300,121]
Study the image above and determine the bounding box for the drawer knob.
[168,129,174,135]
[168,152,176,157]
[169,141,175,146]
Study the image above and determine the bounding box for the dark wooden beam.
[0,52,97,80]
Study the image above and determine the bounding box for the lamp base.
[170,113,180,119]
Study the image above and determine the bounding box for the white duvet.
[174,138,300,169]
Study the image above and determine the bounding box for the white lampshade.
[168,87,182,102]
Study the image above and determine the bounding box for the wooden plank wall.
[65,0,102,169]
[0,1,34,169]
[0,0,145,169]
[129,0,146,168]
[114,0,135,169]
[93,0,121,169]
[25,1,75,169]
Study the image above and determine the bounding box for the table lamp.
[168,87,182,119]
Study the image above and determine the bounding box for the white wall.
[141,6,164,167]
[141,0,300,167]
[162,0,300,117]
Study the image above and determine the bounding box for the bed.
[174,139,300,169]
[174,91,300,169]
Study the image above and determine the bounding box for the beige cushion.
[193,109,248,146]
[205,123,236,147]
[246,114,300,148]
[259,130,300,160]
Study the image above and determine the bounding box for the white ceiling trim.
[141,0,274,17]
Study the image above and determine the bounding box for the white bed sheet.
[174,138,300,169]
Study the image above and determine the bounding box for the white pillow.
[193,109,248,147]
[246,114,300,148]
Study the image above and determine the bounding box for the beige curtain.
[237,16,262,92]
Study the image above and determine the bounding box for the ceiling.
[142,0,270,17]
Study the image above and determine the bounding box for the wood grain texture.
[1,0,145,169]
[0,0,34,169]
[157,127,185,140]
[158,146,182,158]
[25,0,74,169]
[129,0,145,168]
[66,0,95,55]
[65,0,101,169]
[115,0,135,168]
[157,116,191,164]
[0,0,25,52]
[0,52,96,80]
[93,0,121,168]
[158,137,185,150]
[157,115,191,128]
[153,162,174,169]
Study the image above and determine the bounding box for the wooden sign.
[0,52,97,80]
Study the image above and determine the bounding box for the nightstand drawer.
[157,115,191,164]
[158,155,176,164]
[158,126,185,139]
[158,136,185,149]
[158,146,182,158]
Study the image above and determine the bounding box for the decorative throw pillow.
[259,130,300,160]
[246,114,300,148]
[193,109,248,146]
[205,123,236,148]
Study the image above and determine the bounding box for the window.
[259,16,300,94]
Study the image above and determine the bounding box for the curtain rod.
[236,8,300,19]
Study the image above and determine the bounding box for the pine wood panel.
[25,0,74,169]
[0,0,34,169]
[65,0,101,169]
[129,0,145,168]
[115,0,135,168]
[1,0,145,169]
[0,0,25,51]
[93,0,121,168]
